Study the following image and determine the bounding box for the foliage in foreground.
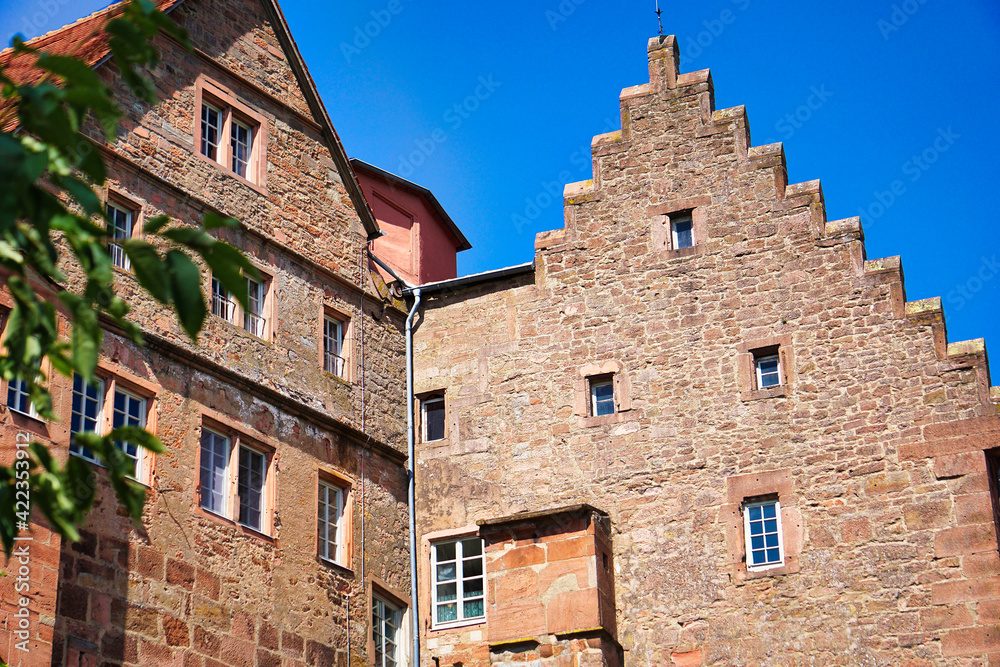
[0,0,258,556]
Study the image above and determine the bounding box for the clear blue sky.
[3,1,999,381]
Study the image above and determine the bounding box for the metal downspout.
[405,287,422,666]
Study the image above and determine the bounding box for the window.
[69,373,151,481]
[589,375,615,416]
[421,395,445,442]
[743,500,784,570]
[199,426,273,534]
[754,351,782,389]
[323,314,347,378]
[210,272,271,339]
[988,449,1000,548]
[670,212,694,249]
[5,377,36,418]
[195,77,267,187]
[106,202,134,270]
[431,536,485,627]
[317,480,345,564]
[373,596,404,667]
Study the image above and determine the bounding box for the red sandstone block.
[139,639,174,666]
[181,649,201,667]
[547,536,593,562]
[281,631,304,658]
[941,625,1000,657]
[979,600,1000,624]
[920,604,974,631]
[935,524,998,558]
[232,610,255,641]
[196,568,220,600]
[258,622,279,651]
[135,546,165,580]
[257,648,281,667]
[932,577,1000,605]
[164,616,190,647]
[166,558,196,589]
[495,543,546,570]
[934,451,987,479]
[193,626,221,657]
[671,649,704,667]
[955,493,994,525]
[964,552,1000,579]
[220,635,255,665]
[547,588,600,634]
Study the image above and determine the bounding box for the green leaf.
[123,239,171,304]
[202,242,256,308]
[162,226,214,250]
[142,215,171,235]
[106,425,165,454]
[165,249,206,341]
[202,212,240,231]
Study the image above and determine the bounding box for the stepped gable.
[547,35,997,413]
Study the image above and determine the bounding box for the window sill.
[740,385,789,402]
[6,409,49,438]
[211,315,273,344]
[429,617,486,634]
[578,410,634,429]
[193,506,278,546]
[196,151,268,196]
[317,556,354,577]
[660,244,702,260]
[735,555,800,583]
[323,370,352,386]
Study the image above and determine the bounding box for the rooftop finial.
[655,0,664,42]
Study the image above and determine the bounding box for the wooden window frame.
[194,76,268,192]
[316,468,354,569]
[322,308,350,381]
[430,535,486,629]
[420,393,446,443]
[210,268,274,341]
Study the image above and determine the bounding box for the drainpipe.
[405,287,422,666]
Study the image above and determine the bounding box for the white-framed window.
[743,499,784,570]
[69,373,151,481]
[589,376,615,416]
[231,119,253,178]
[421,395,445,442]
[431,536,485,627]
[106,202,133,270]
[199,425,273,534]
[317,480,345,565]
[200,101,222,161]
[5,376,37,418]
[754,352,782,389]
[373,595,406,667]
[243,276,265,337]
[670,212,694,249]
[210,272,271,339]
[323,314,346,378]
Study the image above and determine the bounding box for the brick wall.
[413,36,1000,665]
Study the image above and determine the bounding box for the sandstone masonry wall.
[414,37,1000,666]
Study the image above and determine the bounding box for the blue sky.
[3,1,998,380]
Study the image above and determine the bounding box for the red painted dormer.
[351,159,471,285]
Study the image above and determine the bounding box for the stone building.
[1,0,412,665]
[1,3,999,667]
[408,37,1000,667]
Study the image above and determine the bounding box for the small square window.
[421,395,446,442]
[201,102,222,161]
[373,594,407,667]
[670,212,694,249]
[199,424,273,534]
[106,202,134,270]
[589,376,615,416]
[317,479,346,565]
[431,536,485,627]
[744,500,784,570]
[323,314,348,378]
[211,271,271,339]
[754,352,782,389]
